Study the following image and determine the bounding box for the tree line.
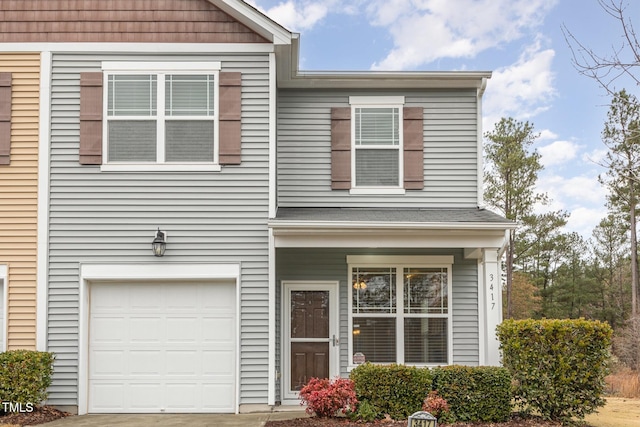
[483,0,640,372]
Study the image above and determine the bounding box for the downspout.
[476,77,488,208]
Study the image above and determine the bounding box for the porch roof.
[271,207,513,227]
[269,208,514,251]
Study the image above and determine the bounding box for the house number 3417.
[489,273,495,311]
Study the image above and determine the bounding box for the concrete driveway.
[41,410,308,427]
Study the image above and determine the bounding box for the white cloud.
[535,173,608,236]
[565,206,608,238]
[538,173,606,206]
[248,0,346,32]
[538,140,579,167]
[538,129,558,141]
[483,41,556,127]
[368,0,558,70]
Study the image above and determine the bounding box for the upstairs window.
[106,69,217,164]
[350,97,404,190]
[353,106,401,187]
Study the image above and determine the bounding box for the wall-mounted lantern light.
[152,228,166,257]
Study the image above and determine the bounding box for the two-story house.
[0,0,513,416]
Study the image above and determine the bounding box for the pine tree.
[484,117,545,318]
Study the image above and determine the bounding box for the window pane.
[355,107,399,146]
[353,317,396,363]
[355,149,399,186]
[404,318,447,364]
[108,121,156,162]
[404,268,448,314]
[352,268,396,313]
[166,74,215,116]
[108,75,157,116]
[165,121,214,162]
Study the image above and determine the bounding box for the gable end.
[0,0,271,43]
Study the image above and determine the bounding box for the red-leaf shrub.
[299,377,358,418]
[422,390,450,421]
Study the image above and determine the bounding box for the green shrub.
[431,365,512,422]
[349,363,432,420]
[497,318,612,423]
[349,399,378,422]
[0,350,55,409]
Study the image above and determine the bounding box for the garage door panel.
[91,316,126,342]
[166,317,199,342]
[89,281,236,413]
[130,317,163,342]
[202,317,235,342]
[202,284,235,310]
[166,384,199,409]
[166,351,199,376]
[130,287,163,311]
[90,384,125,410]
[129,350,162,376]
[202,384,235,409]
[203,350,234,375]
[90,350,125,377]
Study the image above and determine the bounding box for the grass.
[605,368,640,398]
[584,397,640,427]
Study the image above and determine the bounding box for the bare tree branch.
[563,0,640,97]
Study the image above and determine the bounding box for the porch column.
[482,249,502,366]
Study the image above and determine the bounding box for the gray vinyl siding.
[275,248,478,400]
[47,53,271,407]
[276,89,479,208]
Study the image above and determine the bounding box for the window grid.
[350,263,451,366]
[105,71,217,164]
[352,105,403,188]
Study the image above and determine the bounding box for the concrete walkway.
[41,410,308,427]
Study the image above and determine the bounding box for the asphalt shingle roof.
[273,207,512,225]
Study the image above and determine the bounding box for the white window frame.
[101,61,222,172]
[349,96,405,195]
[346,255,453,369]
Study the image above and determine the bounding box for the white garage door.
[88,281,236,413]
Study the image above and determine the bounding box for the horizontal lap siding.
[0,0,269,43]
[47,53,270,406]
[0,53,40,350]
[276,90,479,208]
[275,248,478,399]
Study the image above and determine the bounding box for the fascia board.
[212,0,292,45]
[278,70,493,90]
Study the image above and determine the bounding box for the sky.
[248,0,640,238]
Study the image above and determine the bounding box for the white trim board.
[0,264,7,352]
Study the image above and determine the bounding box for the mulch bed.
[264,414,575,427]
[0,406,70,426]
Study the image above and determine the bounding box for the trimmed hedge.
[0,350,55,409]
[497,318,612,423]
[349,363,511,423]
[349,363,432,420]
[431,365,512,422]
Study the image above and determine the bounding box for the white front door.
[282,281,339,401]
[88,281,236,413]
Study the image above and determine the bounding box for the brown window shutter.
[403,107,424,190]
[79,72,103,165]
[0,72,11,165]
[219,72,242,165]
[331,107,351,189]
